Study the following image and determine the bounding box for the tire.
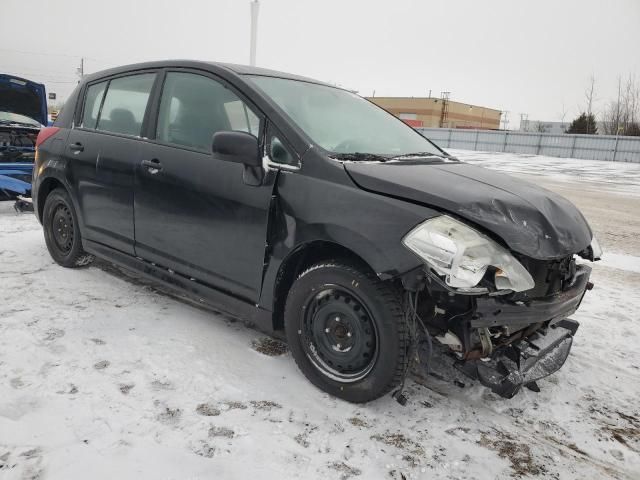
[284,260,410,403]
[42,188,94,268]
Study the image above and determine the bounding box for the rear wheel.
[43,188,94,268]
[284,261,409,403]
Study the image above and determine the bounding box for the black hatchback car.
[33,60,602,403]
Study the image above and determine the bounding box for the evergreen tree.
[566,113,598,134]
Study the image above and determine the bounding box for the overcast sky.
[2,0,638,128]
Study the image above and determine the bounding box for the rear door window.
[156,72,260,151]
[96,73,155,137]
[81,81,107,129]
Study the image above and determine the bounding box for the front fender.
[258,168,437,311]
[284,221,412,279]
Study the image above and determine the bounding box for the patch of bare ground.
[221,400,247,411]
[370,432,424,457]
[601,426,640,453]
[208,426,234,439]
[250,400,282,411]
[251,337,288,356]
[586,398,640,453]
[195,403,221,416]
[347,417,370,428]
[328,461,361,479]
[479,430,545,477]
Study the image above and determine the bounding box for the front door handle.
[141,158,162,175]
[69,142,84,153]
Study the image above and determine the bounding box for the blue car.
[0,74,47,202]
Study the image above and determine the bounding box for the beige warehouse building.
[366,96,502,130]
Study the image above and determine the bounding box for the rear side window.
[96,74,155,137]
[81,81,107,129]
[156,72,260,151]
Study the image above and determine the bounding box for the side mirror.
[212,131,260,167]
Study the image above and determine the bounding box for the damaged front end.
[458,319,579,398]
[1,74,46,205]
[459,259,590,397]
[400,216,598,398]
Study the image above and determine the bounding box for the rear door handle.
[141,158,162,174]
[69,142,84,153]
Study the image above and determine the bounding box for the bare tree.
[628,74,639,128]
[535,122,550,133]
[602,77,623,135]
[559,102,569,131]
[601,74,640,136]
[584,75,597,134]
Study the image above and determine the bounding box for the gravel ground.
[1,152,639,480]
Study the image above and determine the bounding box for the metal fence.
[417,128,640,163]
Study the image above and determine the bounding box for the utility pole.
[501,111,510,130]
[439,91,450,128]
[249,0,260,66]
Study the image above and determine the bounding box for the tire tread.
[286,259,410,402]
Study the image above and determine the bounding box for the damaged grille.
[512,255,577,300]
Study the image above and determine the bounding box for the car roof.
[82,60,335,88]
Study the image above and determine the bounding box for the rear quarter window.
[81,81,107,129]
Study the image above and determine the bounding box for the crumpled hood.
[0,74,47,126]
[345,161,592,260]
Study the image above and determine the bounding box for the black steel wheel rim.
[301,287,379,383]
[51,202,74,254]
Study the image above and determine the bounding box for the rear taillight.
[35,127,61,148]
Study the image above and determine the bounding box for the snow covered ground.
[1,152,640,480]
[450,149,640,197]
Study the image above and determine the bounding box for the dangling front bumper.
[456,318,579,398]
[453,264,592,398]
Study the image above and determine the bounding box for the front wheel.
[284,261,410,403]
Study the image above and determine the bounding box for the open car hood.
[0,74,47,126]
[344,161,592,260]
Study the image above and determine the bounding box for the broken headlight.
[402,215,535,292]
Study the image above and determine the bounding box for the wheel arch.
[269,240,379,332]
[35,167,84,233]
[37,177,66,222]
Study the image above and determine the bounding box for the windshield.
[0,111,41,128]
[247,76,442,157]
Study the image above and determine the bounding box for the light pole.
[76,57,84,83]
[249,0,260,66]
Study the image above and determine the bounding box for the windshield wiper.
[391,151,458,162]
[0,119,40,129]
[331,152,390,162]
[391,152,444,159]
